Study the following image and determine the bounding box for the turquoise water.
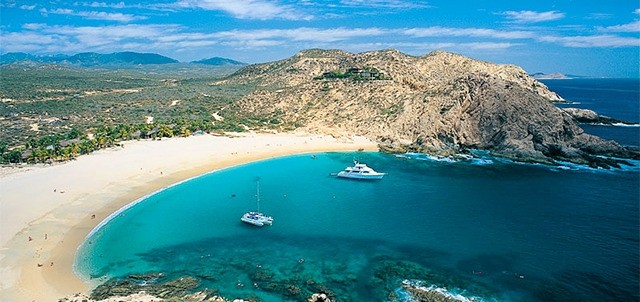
[76,79,640,301]
[75,152,639,301]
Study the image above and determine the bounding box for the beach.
[0,131,378,302]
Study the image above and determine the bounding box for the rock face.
[223,49,637,167]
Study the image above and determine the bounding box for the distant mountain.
[530,72,594,80]
[191,57,247,66]
[1,52,246,68]
[0,52,178,66]
[530,72,572,80]
[0,52,68,64]
[64,52,178,65]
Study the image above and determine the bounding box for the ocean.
[75,79,640,301]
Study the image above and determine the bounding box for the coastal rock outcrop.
[562,107,636,125]
[308,293,332,302]
[224,49,638,167]
[89,274,200,301]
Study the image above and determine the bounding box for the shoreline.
[0,131,378,301]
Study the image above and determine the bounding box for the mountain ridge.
[0,52,244,67]
[222,48,637,167]
[191,57,247,66]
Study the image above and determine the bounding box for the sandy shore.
[0,131,378,301]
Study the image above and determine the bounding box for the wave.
[392,279,491,302]
[587,122,640,127]
[398,152,479,164]
[552,158,640,173]
[397,150,638,173]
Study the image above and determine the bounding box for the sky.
[1,0,639,77]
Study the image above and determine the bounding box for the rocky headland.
[218,49,638,168]
[562,107,637,126]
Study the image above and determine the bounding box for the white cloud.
[403,27,534,39]
[22,23,47,30]
[502,10,565,23]
[598,20,640,33]
[87,2,126,9]
[44,8,146,22]
[585,13,612,20]
[4,22,638,59]
[212,27,387,43]
[340,0,429,9]
[635,8,640,15]
[19,4,36,10]
[539,34,640,48]
[174,0,312,20]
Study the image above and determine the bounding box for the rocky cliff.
[220,49,637,167]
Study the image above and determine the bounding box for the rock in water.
[562,108,635,125]
[225,49,638,167]
[308,293,332,302]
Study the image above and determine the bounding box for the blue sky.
[1,0,639,77]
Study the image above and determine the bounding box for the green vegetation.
[314,67,388,81]
[0,64,282,164]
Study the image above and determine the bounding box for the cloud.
[217,27,387,42]
[585,13,612,20]
[403,27,534,39]
[3,22,638,59]
[598,20,640,32]
[174,0,312,20]
[2,24,181,54]
[22,23,47,30]
[635,8,640,15]
[43,8,146,22]
[539,34,640,48]
[339,0,429,9]
[19,4,36,10]
[502,10,565,23]
[85,2,126,9]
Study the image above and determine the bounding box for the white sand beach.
[0,131,377,301]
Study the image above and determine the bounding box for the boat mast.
[256,180,260,213]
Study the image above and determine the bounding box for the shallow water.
[76,152,640,301]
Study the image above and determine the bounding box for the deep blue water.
[542,78,639,147]
[76,79,640,301]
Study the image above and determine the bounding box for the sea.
[75,79,640,301]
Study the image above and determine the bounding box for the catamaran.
[336,160,386,180]
[241,180,273,227]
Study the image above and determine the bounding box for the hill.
[1,51,179,66]
[64,52,178,65]
[530,72,572,80]
[220,49,637,167]
[1,52,246,67]
[192,57,247,66]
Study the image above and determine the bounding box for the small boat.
[241,211,273,226]
[241,180,273,227]
[336,160,385,180]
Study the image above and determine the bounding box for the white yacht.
[241,180,273,227]
[336,160,385,180]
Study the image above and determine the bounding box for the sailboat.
[240,180,273,227]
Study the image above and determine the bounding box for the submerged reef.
[80,255,488,302]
